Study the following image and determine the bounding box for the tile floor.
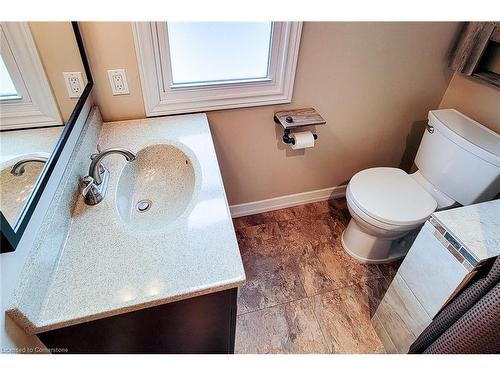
[232,198,401,354]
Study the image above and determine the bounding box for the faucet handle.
[80,176,96,197]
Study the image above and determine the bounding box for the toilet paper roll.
[291,131,315,150]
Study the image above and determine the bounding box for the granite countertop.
[432,199,500,261]
[8,113,245,334]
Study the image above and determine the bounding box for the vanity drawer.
[37,288,238,354]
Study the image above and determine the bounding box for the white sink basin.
[116,144,196,231]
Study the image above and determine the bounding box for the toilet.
[341,109,500,264]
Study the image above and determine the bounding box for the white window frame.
[0,22,62,130]
[133,22,302,116]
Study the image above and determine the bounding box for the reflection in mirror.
[0,22,87,227]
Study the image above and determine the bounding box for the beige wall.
[80,22,461,205]
[439,73,500,133]
[29,22,86,122]
[79,22,145,121]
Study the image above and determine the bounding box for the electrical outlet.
[63,72,85,98]
[107,69,130,95]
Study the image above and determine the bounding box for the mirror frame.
[0,22,93,253]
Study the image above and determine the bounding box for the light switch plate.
[107,69,130,95]
[63,72,85,98]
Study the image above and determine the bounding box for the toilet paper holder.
[282,129,317,145]
[273,108,325,145]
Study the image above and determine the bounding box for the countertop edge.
[9,277,245,335]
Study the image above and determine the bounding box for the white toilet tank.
[415,109,500,205]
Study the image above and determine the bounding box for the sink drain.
[136,199,152,212]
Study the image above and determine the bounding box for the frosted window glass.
[0,56,18,98]
[167,22,272,85]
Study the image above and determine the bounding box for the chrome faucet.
[11,156,48,176]
[80,145,136,205]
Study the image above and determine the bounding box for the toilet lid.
[348,167,437,226]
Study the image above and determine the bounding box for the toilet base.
[341,220,407,264]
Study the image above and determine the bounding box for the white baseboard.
[230,185,347,218]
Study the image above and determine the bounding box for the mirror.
[0,22,92,252]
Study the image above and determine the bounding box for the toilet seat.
[346,190,422,232]
[347,167,437,228]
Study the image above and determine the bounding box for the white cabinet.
[373,200,500,353]
[398,221,469,318]
[373,216,487,353]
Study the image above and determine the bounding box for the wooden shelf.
[473,70,500,88]
[274,108,326,129]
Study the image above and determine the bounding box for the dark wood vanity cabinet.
[450,22,500,87]
[37,288,238,354]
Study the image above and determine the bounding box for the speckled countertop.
[432,199,500,260]
[9,113,245,333]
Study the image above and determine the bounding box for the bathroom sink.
[116,144,196,231]
[7,112,245,335]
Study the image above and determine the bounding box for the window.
[0,22,61,130]
[0,56,19,99]
[167,22,272,85]
[133,22,302,116]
